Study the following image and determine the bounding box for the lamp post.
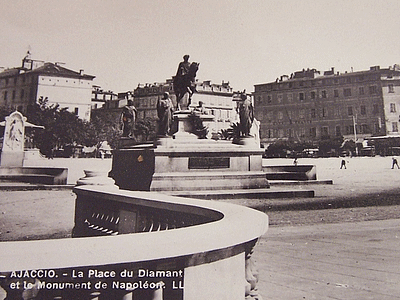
[353,115,358,155]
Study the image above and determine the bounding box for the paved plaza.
[255,219,400,299]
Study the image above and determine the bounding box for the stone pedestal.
[0,151,24,167]
[150,140,267,191]
[111,110,268,192]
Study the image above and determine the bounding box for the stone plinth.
[151,140,268,191]
[111,110,268,192]
[263,165,317,181]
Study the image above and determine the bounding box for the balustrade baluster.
[122,291,133,300]
[151,283,163,300]
[245,240,262,300]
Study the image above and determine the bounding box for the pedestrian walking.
[392,157,399,169]
[340,159,347,169]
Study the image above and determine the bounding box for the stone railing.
[0,185,268,299]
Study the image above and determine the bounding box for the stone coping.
[0,185,268,272]
[154,147,264,155]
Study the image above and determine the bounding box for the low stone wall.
[0,185,268,299]
[263,164,317,181]
[0,166,68,184]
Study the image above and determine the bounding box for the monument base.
[111,111,268,192]
[111,137,269,192]
[0,151,24,167]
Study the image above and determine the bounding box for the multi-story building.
[0,55,95,121]
[133,79,237,133]
[253,65,400,146]
[91,85,118,110]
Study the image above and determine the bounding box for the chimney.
[79,69,84,76]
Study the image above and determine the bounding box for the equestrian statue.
[173,55,199,110]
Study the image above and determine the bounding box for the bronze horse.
[173,62,199,110]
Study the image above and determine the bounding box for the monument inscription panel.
[188,157,230,169]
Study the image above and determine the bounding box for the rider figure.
[176,55,190,78]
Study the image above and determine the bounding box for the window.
[334,89,339,97]
[321,90,327,98]
[4,91,7,100]
[348,106,353,116]
[300,128,306,137]
[287,93,293,103]
[359,87,364,95]
[74,107,79,115]
[321,126,329,136]
[360,105,366,115]
[344,88,352,97]
[299,92,305,101]
[310,127,316,138]
[322,108,327,118]
[311,109,316,118]
[374,123,380,134]
[373,104,379,114]
[335,126,341,137]
[392,122,398,132]
[278,111,283,120]
[390,103,396,113]
[277,94,283,103]
[346,126,354,134]
[20,89,25,99]
[389,84,395,93]
[12,90,16,100]
[267,95,272,103]
[346,77,352,83]
[369,85,378,94]
[311,91,316,99]
[361,124,370,134]
[299,109,305,119]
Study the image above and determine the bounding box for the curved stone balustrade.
[0,185,268,299]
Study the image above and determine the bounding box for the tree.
[134,118,157,142]
[26,97,95,157]
[89,108,121,149]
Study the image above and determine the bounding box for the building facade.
[133,79,238,133]
[0,55,95,121]
[253,65,400,145]
[91,86,118,110]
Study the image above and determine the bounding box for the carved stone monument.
[111,58,268,192]
[1,111,26,167]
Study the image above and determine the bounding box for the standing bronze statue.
[120,100,137,138]
[173,55,199,110]
[238,91,254,137]
[157,92,174,136]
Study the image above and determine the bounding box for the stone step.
[167,188,315,200]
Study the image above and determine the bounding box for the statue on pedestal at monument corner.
[120,100,137,138]
[237,91,254,137]
[157,92,174,136]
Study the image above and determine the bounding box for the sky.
[1,0,400,93]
